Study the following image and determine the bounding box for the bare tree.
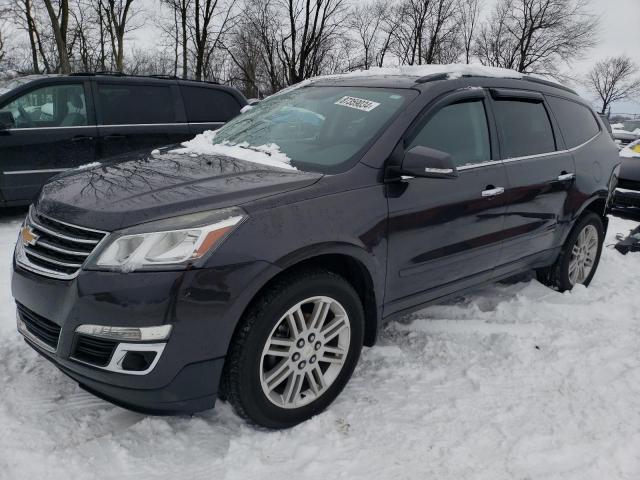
[475,0,598,74]
[347,0,388,70]
[388,0,462,66]
[588,56,640,115]
[160,0,191,78]
[101,0,139,72]
[42,0,72,73]
[277,0,348,84]
[190,0,236,80]
[459,0,481,64]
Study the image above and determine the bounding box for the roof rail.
[520,75,577,95]
[414,70,577,95]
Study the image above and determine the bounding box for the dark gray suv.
[0,73,246,206]
[12,68,620,428]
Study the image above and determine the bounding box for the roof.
[307,63,576,94]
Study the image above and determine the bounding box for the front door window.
[0,84,88,128]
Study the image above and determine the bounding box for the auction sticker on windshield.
[334,96,380,112]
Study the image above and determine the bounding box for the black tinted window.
[547,96,600,148]
[493,100,555,158]
[409,100,491,167]
[181,86,241,122]
[97,84,174,125]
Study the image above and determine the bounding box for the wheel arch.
[240,244,383,349]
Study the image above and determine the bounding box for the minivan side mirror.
[0,111,15,130]
[396,145,458,179]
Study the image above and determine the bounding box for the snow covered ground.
[1,210,640,480]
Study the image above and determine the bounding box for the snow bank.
[172,130,296,170]
[1,214,640,479]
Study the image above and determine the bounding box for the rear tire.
[537,212,604,291]
[221,268,364,429]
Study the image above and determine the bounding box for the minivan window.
[409,100,491,167]
[493,99,555,158]
[210,86,416,173]
[182,86,241,122]
[547,96,599,148]
[0,84,87,128]
[97,84,174,125]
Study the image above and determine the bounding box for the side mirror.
[397,145,458,179]
[0,111,15,130]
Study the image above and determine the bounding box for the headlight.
[86,207,246,272]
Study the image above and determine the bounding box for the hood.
[37,149,322,231]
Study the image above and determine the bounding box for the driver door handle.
[557,172,576,182]
[482,186,505,198]
[104,134,126,140]
[70,135,93,142]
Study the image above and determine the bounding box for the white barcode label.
[334,96,380,112]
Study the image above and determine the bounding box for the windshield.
[211,86,416,173]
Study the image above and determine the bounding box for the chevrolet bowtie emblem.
[21,225,38,246]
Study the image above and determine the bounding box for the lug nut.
[309,355,316,364]
[308,333,315,342]
[297,339,305,348]
[314,341,321,351]
[298,360,306,370]
[292,352,300,361]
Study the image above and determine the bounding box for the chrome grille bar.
[15,207,109,280]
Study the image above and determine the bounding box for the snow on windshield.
[171,130,297,171]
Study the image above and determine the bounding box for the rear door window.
[97,84,175,125]
[547,96,600,148]
[492,99,556,158]
[408,100,491,167]
[0,84,88,128]
[181,86,241,122]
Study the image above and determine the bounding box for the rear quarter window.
[547,96,600,148]
[181,86,242,123]
[492,99,556,158]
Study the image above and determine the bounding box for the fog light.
[75,324,172,342]
[121,351,157,371]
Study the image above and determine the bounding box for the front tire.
[537,212,604,291]
[221,269,364,429]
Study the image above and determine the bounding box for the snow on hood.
[620,140,640,158]
[171,130,296,170]
[0,88,8,95]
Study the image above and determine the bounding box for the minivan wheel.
[221,269,364,429]
[537,213,604,291]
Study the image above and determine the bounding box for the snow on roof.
[171,130,296,171]
[338,63,528,80]
[269,63,559,99]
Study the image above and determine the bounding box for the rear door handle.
[557,172,575,182]
[70,135,93,142]
[482,186,505,198]
[104,134,126,140]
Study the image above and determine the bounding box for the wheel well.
[583,198,608,231]
[247,254,379,347]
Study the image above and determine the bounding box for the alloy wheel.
[259,296,351,409]
[568,224,599,285]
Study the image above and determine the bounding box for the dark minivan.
[12,67,620,429]
[0,73,246,206]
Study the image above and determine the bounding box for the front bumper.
[11,259,277,414]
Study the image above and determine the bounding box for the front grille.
[17,208,108,279]
[73,335,118,367]
[17,302,61,350]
